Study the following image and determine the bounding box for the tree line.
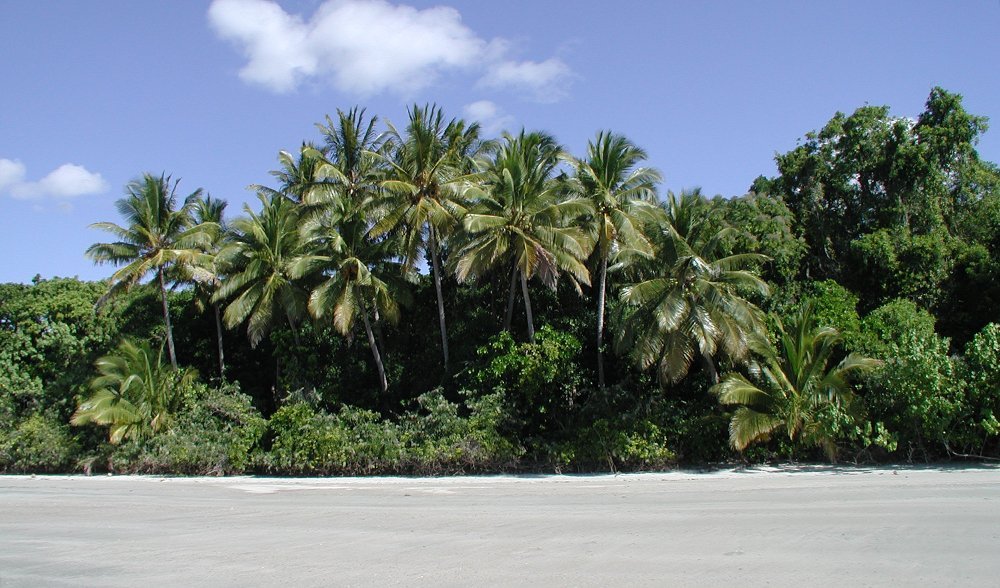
[2,88,998,474]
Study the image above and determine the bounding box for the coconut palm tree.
[86,173,208,369]
[374,104,484,368]
[711,302,881,460]
[252,143,328,204]
[213,192,307,348]
[570,131,662,387]
[187,194,228,379]
[71,339,197,444]
[294,107,410,395]
[454,130,591,340]
[617,190,770,385]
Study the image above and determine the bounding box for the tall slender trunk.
[372,306,387,361]
[596,252,608,389]
[520,271,535,342]
[503,262,518,332]
[213,302,226,380]
[285,308,301,347]
[359,297,388,394]
[157,268,178,369]
[429,225,449,369]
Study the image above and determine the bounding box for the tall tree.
[187,194,228,379]
[375,104,483,369]
[617,190,769,385]
[570,131,661,387]
[454,130,591,340]
[295,107,410,394]
[712,302,880,460]
[86,173,207,369]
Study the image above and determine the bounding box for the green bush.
[959,323,1000,453]
[263,402,402,475]
[107,383,265,475]
[466,326,586,443]
[0,413,80,473]
[859,300,963,459]
[400,390,522,473]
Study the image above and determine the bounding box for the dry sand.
[2,466,998,586]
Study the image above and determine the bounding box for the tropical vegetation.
[2,88,999,474]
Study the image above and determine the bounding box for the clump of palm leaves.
[711,302,881,460]
[71,339,197,444]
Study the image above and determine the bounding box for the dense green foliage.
[3,87,999,474]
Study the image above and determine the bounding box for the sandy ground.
[1,466,998,587]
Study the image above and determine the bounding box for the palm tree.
[617,190,769,385]
[213,192,307,348]
[711,302,881,460]
[187,194,228,379]
[454,130,591,340]
[294,108,410,395]
[71,339,197,444]
[253,143,328,204]
[374,104,483,368]
[86,173,207,369]
[570,131,662,387]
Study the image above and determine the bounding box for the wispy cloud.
[208,0,572,101]
[0,158,108,202]
[478,58,573,103]
[463,100,514,136]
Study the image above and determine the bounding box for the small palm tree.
[712,302,881,460]
[570,131,661,387]
[454,130,591,340]
[617,190,769,385]
[374,104,484,368]
[86,173,208,369]
[71,339,197,444]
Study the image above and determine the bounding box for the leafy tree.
[618,190,769,385]
[454,130,591,340]
[712,302,880,460]
[375,104,484,369]
[569,131,661,387]
[719,191,806,285]
[71,339,197,444]
[86,173,209,368]
[762,87,999,332]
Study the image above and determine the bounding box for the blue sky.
[1,0,997,283]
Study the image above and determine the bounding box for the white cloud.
[208,0,572,101]
[0,159,26,192]
[478,58,573,103]
[463,100,514,136]
[0,159,108,201]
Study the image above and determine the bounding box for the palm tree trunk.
[596,253,608,389]
[285,309,301,347]
[504,262,518,332]
[520,270,535,342]
[213,302,226,379]
[157,269,178,369]
[359,297,388,394]
[702,353,719,385]
[429,225,449,369]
